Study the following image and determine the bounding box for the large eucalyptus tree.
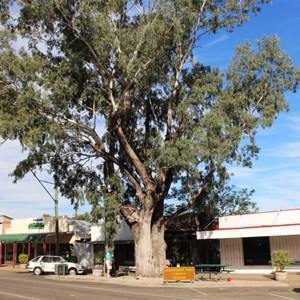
[0,0,299,276]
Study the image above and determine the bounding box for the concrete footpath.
[1,264,300,288]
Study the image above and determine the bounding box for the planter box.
[275,271,287,281]
[20,263,28,269]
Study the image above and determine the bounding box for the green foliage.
[195,184,257,230]
[67,255,78,263]
[43,213,52,218]
[72,212,93,221]
[18,253,29,264]
[102,176,124,251]
[271,250,293,272]
[95,251,104,265]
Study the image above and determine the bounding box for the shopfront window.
[36,243,45,256]
[243,237,271,265]
[5,243,13,261]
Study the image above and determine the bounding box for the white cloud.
[254,195,300,212]
[228,166,254,178]
[229,160,296,178]
[266,142,300,158]
[0,140,91,218]
[203,34,230,48]
[284,114,300,134]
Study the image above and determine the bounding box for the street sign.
[163,266,195,282]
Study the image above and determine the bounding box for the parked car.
[27,255,86,275]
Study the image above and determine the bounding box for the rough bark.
[132,216,166,277]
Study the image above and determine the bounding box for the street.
[1,271,300,300]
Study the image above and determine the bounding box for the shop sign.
[28,218,44,229]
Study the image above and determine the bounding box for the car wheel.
[33,267,42,275]
[68,268,77,275]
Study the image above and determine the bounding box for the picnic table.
[194,264,234,280]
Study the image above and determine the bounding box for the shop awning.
[0,233,49,242]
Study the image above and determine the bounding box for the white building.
[0,216,96,268]
[0,214,134,269]
[197,208,300,273]
[91,220,134,268]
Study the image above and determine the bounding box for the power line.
[30,170,56,203]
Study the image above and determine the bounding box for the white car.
[27,255,86,275]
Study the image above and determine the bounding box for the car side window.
[42,256,52,263]
[53,257,62,263]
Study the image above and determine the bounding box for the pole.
[55,188,59,256]
[30,170,60,256]
[0,242,2,267]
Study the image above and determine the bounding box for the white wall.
[5,216,71,234]
[197,224,300,239]
[270,235,300,262]
[91,220,133,242]
[219,235,300,270]
[197,209,300,240]
[219,209,300,228]
[220,238,244,267]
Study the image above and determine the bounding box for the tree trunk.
[132,218,166,277]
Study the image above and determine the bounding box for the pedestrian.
[105,250,113,277]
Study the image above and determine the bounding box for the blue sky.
[1,0,300,218]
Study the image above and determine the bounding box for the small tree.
[271,250,293,272]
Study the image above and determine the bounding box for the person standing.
[105,250,113,277]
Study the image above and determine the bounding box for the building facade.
[0,215,95,268]
[90,220,135,269]
[197,208,300,272]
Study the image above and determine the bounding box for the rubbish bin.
[55,264,68,275]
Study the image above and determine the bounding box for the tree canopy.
[0,0,299,276]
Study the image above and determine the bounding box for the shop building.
[197,208,300,273]
[91,219,135,269]
[0,215,96,268]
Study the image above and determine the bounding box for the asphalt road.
[1,271,300,300]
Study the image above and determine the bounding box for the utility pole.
[31,170,60,256]
[55,188,59,256]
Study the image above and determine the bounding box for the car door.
[53,256,64,273]
[41,256,54,273]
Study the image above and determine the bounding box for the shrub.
[18,253,29,264]
[67,255,78,263]
[271,249,293,272]
[95,251,104,264]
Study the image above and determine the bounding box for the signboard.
[28,218,44,229]
[163,266,195,282]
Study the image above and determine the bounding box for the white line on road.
[188,288,208,296]
[0,276,204,300]
[269,293,297,300]
[0,291,43,300]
